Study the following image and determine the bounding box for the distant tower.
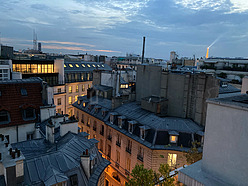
[206,47,209,59]
[170,51,176,63]
[33,30,38,51]
[38,42,41,52]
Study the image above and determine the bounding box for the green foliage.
[127,163,176,186]
[126,164,154,186]
[184,141,202,164]
[218,72,227,79]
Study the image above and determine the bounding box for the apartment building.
[73,96,203,185]
[54,61,112,116]
[178,94,248,185]
[0,77,53,144]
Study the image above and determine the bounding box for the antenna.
[33,29,37,50]
[0,32,2,46]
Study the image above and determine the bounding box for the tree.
[127,164,175,186]
[126,164,154,186]
[184,141,202,164]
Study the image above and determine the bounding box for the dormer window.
[118,116,126,129]
[169,131,179,143]
[0,110,10,124]
[110,115,114,124]
[102,110,105,117]
[23,107,36,121]
[128,121,137,134]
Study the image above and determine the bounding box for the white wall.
[40,106,56,122]
[54,59,64,84]
[0,123,35,143]
[203,101,248,185]
[60,121,78,136]
[241,77,248,94]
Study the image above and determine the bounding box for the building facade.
[73,96,203,185]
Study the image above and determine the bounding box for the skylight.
[75,64,79,67]
[92,64,96,67]
[82,64,86,68]
[87,64,91,67]
[69,64,73,68]
[102,65,104,67]
[64,64,66,67]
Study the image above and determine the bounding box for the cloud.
[40,40,95,47]
[173,0,248,13]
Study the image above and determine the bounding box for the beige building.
[73,96,203,185]
[179,94,248,185]
[241,76,248,94]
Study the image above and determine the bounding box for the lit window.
[69,96,72,104]
[97,65,100,67]
[116,150,120,163]
[126,158,131,171]
[87,64,91,67]
[83,102,86,107]
[92,64,96,67]
[82,84,85,91]
[57,88,61,93]
[81,94,85,96]
[23,108,36,121]
[75,95,78,101]
[75,64,79,67]
[0,110,10,124]
[167,153,177,167]
[64,64,66,67]
[102,65,104,67]
[69,64,73,68]
[82,64,86,68]
[76,85,79,92]
[88,84,91,88]
[170,135,177,143]
[69,86,72,93]
[110,115,114,124]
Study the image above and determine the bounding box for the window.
[87,130,90,138]
[100,139,103,152]
[70,174,78,186]
[75,95,78,102]
[126,158,131,171]
[69,64,73,68]
[170,135,177,143]
[69,86,72,93]
[88,84,91,89]
[21,88,27,96]
[93,121,97,131]
[167,153,177,167]
[83,102,86,107]
[75,64,79,68]
[118,118,122,128]
[116,134,121,147]
[100,125,104,136]
[137,146,144,161]
[82,84,85,91]
[76,85,79,92]
[23,108,36,120]
[57,98,61,105]
[27,133,33,140]
[64,64,66,68]
[82,64,86,68]
[57,88,61,93]
[87,117,91,127]
[0,110,10,124]
[68,96,72,104]
[68,109,73,117]
[126,140,132,153]
[116,150,120,164]
[87,73,90,81]
[87,64,91,67]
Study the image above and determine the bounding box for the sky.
[0,0,248,59]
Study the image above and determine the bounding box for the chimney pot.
[11,152,15,159]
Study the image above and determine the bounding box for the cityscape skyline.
[1,0,248,59]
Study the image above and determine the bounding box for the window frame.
[22,107,36,121]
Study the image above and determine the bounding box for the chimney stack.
[81,149,90,179]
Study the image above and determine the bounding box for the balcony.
[107,135,112,141]
[116,141,121,147]
[125,170,130,176]
[100,131,104,136]
[126,147,131,154]
[137,154,143,162]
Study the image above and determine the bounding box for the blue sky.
[0,0,248,59]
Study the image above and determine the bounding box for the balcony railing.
[116,141,121,147]
[137,154,143,162]
[126,147,131,154]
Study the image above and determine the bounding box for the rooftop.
[0,77,43,84]
[64,61,112,72]
[208,94,248,109]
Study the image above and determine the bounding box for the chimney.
[141,36,146,64]
[35,125,41,139]
[11,151,15,159]
[80,149,91,179]
[46,121,55,143]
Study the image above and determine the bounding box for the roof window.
[69,64,73,68]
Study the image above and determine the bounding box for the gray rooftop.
[0,77,43,84]
[208,94,248,109]
[219,84,241,94]
[12,132,110,186]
